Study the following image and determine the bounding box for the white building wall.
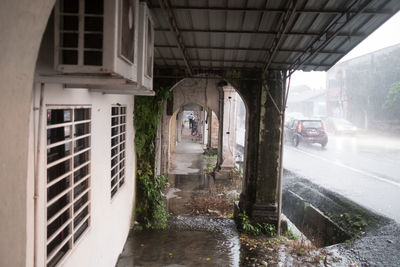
[30,84,136,267]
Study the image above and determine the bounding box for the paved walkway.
[116,133,240,267]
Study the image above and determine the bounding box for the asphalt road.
[283,132,400,223]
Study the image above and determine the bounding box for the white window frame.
[45,105,92,267]
[111,105,127,198]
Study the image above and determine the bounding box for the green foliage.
[203,148,218,157]
[238,212,277,236]
[134,87,171,229]
[203,152,217,173]
[284,229,300,240]
[203,154,217,161]
[327,211,369,242]
[383,81,400,116]
[229,167,243,179]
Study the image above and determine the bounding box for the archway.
[159,76,249,181]
[166,103,221,172]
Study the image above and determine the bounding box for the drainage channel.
[283,190,352,247]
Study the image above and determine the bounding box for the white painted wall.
[30,84,135,267]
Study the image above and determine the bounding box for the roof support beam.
[155,44,346,56]
[289,0,374,73]
[154,57,332,68]
[154,28,364,38]
[158,0,193,76]
[149,5,393,15]
[263,0,300,74]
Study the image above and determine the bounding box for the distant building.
[326,43,400,130]
[286,85,327,118]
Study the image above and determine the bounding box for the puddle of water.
[117,216,240,267]
[167,174,214,215]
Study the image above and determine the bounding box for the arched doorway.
[159,76,249,179]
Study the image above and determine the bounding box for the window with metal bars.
[58,0,104,66]
[111,106,127,198]
[46,107,91,267]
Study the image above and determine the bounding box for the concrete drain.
[283,190,351,247]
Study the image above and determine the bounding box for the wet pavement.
[116,138,241,267]
[283,133,400,222]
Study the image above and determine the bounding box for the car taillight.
[322,122,327,132]
[297,123,302,133]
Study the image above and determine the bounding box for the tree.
[383,81,400,118]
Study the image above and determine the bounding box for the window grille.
[58,0,104,66]
[111,106,127,197]
[46,107,91,267]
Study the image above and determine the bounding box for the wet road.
[283,132,400,222]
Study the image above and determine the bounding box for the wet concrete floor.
[116,139,240,266]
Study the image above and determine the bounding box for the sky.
[291,11,400,90]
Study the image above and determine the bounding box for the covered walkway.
[117,129,240,266]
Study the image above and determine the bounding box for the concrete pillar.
[155,119,162,176]
[237,70,284,227]
[202,108,206,144]
[220,86,238,169]
[160,102,171,174]
[216,87,224,170]
[207,109,212,148]
[176,110,182,143]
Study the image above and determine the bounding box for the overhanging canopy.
[147,0,400,77]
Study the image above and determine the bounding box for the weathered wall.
[0,1,55,266]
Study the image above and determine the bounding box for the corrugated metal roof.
[148,0,400,77]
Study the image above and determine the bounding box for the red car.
[285,119,328,147]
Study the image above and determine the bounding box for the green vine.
[134,87,171,229]
[238,211,277,237]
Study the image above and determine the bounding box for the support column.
[207,108,212,148]
[176,110,182,143]
[202,109,207,145]
[160,102,171,174]
[216,86,224,170]
[220,86,238,169]
[236,70,285,227]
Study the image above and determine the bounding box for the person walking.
[187,113,194,128]
[191,119,198,136]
